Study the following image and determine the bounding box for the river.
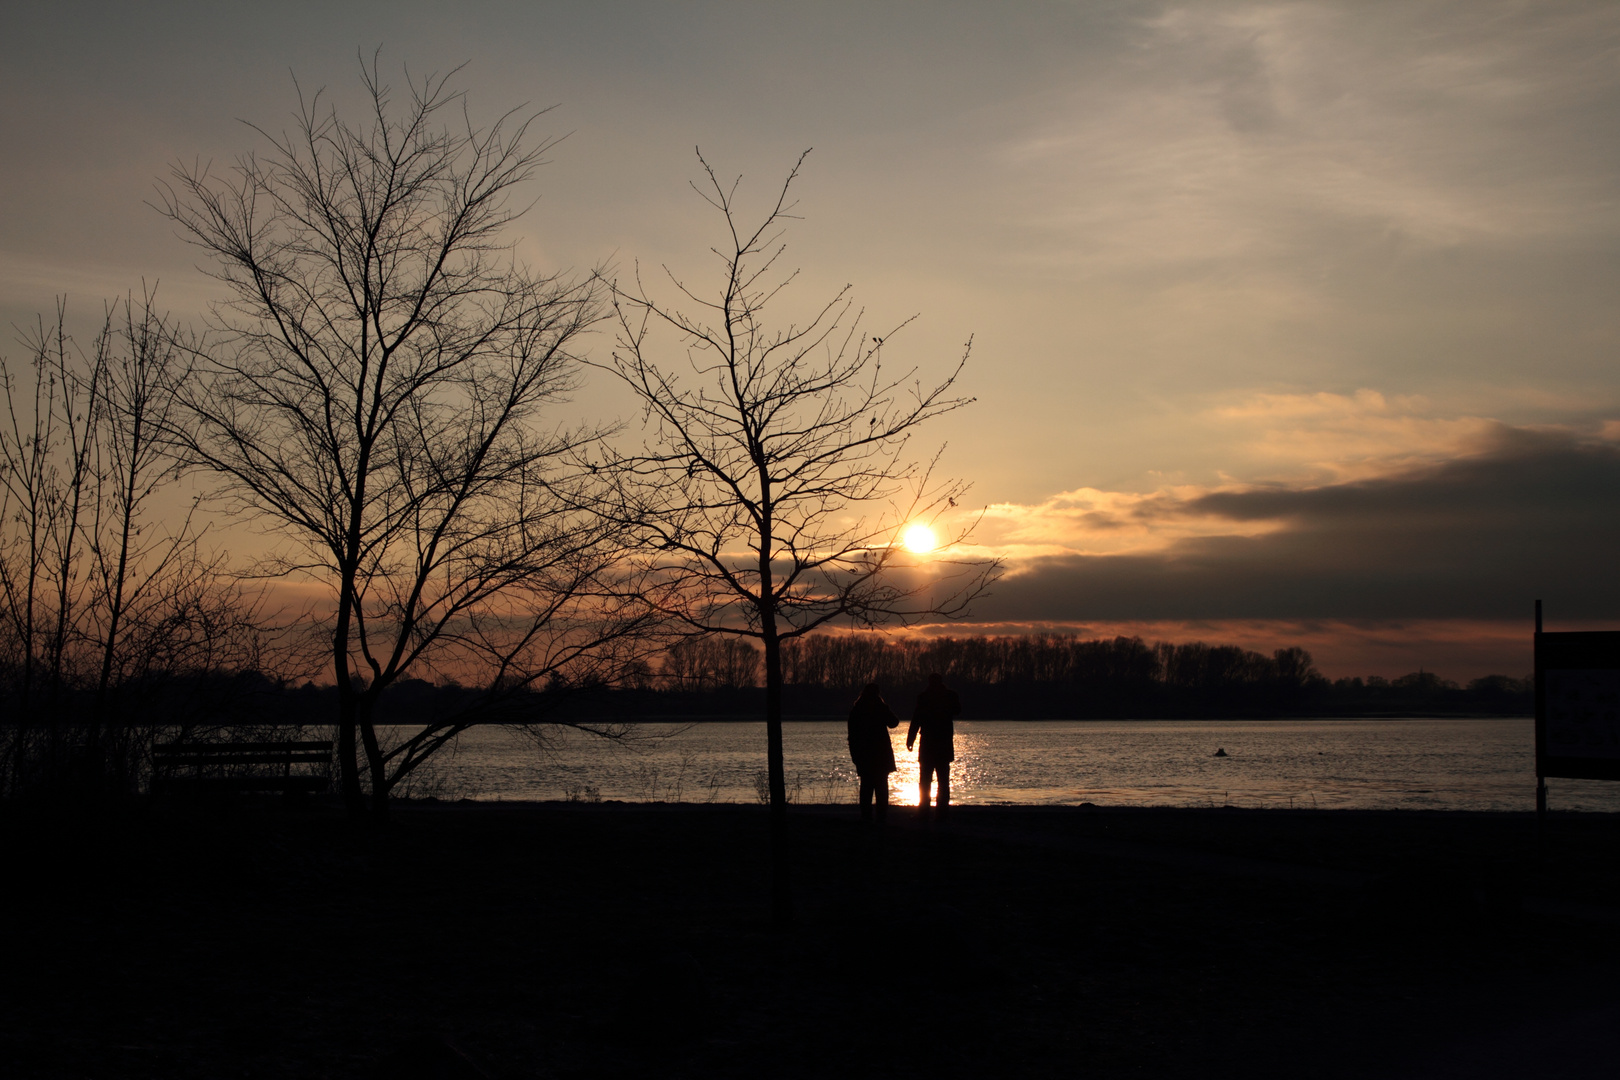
[380,717,1620,812]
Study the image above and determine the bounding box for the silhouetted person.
[847,682,900,821]
[908,672,960,817]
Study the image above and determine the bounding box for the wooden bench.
[151,740,333,797]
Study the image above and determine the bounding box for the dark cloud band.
[976,428,1620,622]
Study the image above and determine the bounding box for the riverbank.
[4,800,1617,1078]
[438,712,1538,722]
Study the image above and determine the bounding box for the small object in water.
[1213,748,1228,757]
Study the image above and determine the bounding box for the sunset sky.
[4,1,1617,679]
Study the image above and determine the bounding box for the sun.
[901,522,938,554]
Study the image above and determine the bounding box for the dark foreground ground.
[3,799,1618,1079]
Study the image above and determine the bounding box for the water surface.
[387,718,1620,812]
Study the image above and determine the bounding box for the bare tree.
[81,292,287,781]
[86,291,196,705]
[0,309,65,718]
[594,150,1000,922]
[156,56,651,819]
[0,295,271,798]
[0,304,101,786]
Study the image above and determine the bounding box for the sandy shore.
[4,800,1617,1078]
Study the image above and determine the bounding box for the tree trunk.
[762,623,792,928]
[359,694,390,825]
[336,693,364,816]
[332,546,369,816]
[334,602,365,816]
[92,450,139,769]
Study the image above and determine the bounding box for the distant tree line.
[585,632,1531,719]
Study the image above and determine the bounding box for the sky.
[3,1,1617,679]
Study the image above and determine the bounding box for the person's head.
[927,672,945,688]
[861,681,881,701]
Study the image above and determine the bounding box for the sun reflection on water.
[883,730,991,806]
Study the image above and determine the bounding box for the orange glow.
[902,523,938,553]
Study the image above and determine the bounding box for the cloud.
[1000,1,1620,275]
[967,425,1620,624]
[972,484,1284,560]
[1209,389,1508,482]
[970,389,1545,552]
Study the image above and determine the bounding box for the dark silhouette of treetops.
[152,57,655,818]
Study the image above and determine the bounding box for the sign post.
[1535,600,1545,820]
[1533,600,1620,822]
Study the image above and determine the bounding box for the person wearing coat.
[907,672,961,817]
[847,682,900,821]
